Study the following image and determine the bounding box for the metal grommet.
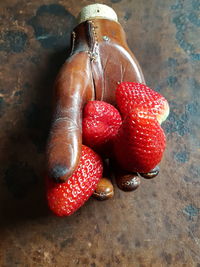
[102,36,110,41]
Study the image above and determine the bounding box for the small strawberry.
[46,145,103,216]
[116,82,169,124]
[82,101,122,154]
[114,108,166,173]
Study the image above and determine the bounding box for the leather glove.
[46,4,145,185]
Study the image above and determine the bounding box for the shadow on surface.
[0,3,77,229]
[0,49,72,230]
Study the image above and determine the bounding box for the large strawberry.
[114,108,166,173]
[46,145,103,216]
[116,82,169,124]
[82,101,122,154]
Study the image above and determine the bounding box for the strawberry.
[46,145,103,216]
[82,101,122,154]
[114,108,166,173]
[116,82,169,124]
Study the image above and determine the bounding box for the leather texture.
[46,18,145,182]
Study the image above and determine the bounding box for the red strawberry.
[82,101,122,154]
[116,82,169,124]
[46,145,103,216]
[114,108,166,173]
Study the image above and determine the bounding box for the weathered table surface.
[0,0,200,266]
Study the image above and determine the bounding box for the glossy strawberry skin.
[82,101,122,154]
[46,145,103,216]
[114,109,166,173]
[116,82,169,123]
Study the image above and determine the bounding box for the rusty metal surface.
[0,0,199,266]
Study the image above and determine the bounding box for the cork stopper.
[77,4,118,24]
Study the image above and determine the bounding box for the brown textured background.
[0,0,200,266]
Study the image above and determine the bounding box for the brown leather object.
[46,19,145,182]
